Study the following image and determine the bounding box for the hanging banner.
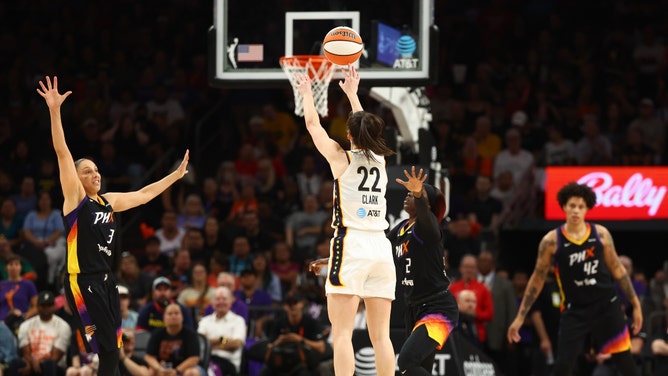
[544,167,668,220]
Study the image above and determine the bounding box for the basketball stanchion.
[280,55,335,117]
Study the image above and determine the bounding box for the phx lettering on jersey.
[93,211,114,225]
[567,245,599,287]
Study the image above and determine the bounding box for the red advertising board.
[544,167,668,220]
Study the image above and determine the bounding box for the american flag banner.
[237,44,263,62]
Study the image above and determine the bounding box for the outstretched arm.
[295,73,347,176]
[338,64,363,112]
[507,231,556,343]
[103,150,189,212]
[395,166,440,238]
[598,225,642,335]
[36,76,84,214]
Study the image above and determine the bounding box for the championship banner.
[544,167,668,220]
[352,329,499,375]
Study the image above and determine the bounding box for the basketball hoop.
[280,55,335,118]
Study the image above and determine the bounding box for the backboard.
[209,0,438,88]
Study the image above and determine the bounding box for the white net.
[280,56,335,118]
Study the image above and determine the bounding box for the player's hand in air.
[396,166,428,194]
[339,64,360,96]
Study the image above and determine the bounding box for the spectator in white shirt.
[493,128,534,187]
[197,287,247,376]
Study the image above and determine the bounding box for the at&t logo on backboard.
[393,34,418,69]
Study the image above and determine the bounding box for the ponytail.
[347,111,394,161]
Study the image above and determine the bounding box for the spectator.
[0,254,38,323]
[155,210,186,258]
[0,198,23,250]
[239,210,274,256]
[489,170,516,209]
[65,344,97,376]
[449,254,494,346]
[182,228,209,266]
[575,115,613,165]
[542,124,576,166]
[233,143,259,183]
[443,219,482,272]
[8,291,71,376]
[255,157,284,204]
[0,321,18,372]
[10,177,37,219]
[261,103,299,155]
[137,236,171,279]
[201,179,227,220]
[116,253,153,310]
[285,194,328,263]
[228,236,254,276]
[493,128,534,187]
[0,235,37,281]
[177,194,207,231]
[649,262,668,313]
[135,277,194,333]
[269,241,301,295]
[164,249,192,296]
[177,262,214,322]
[650,314,668,376]
[620,127,654,166]
[257,291,326,376]
[477,250,517,373]
[295,154,323,202]
[236,269,273,339]
[22,191,66,289]
[197,287,247,376]
[119,285,139,331]
[145,83,186,126]
[467,175,503,232]
[226,181,258,226]
[144,304,203,376]
[118,328,150,376]
[202,272,249,324]
[455,289,482,349]
[472,115,502,160]
[202,216,225,256]
[251,252,282,303]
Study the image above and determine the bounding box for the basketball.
[322,26,364,66]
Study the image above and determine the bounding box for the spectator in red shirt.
[449,254,494,344]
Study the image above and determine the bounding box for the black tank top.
[63,196,118,274]
[554,223,616,309]
[388,196,450,304]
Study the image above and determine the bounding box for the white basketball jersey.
[332,150,388,231]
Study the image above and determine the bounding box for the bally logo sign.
[544,167,668,220]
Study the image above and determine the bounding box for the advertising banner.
[353,329,499,375]
[544,167,668,220]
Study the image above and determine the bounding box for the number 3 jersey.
[554,222,616,309]
[332,150,388,231]
[63,196,117,274]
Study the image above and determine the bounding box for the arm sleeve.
[413,194,441,243]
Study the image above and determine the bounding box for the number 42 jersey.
[554,222,616,310]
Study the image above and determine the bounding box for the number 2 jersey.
[554,222,616,309]
[63,196,117,275]
[332,150,388,231]
[387,193,450,304]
